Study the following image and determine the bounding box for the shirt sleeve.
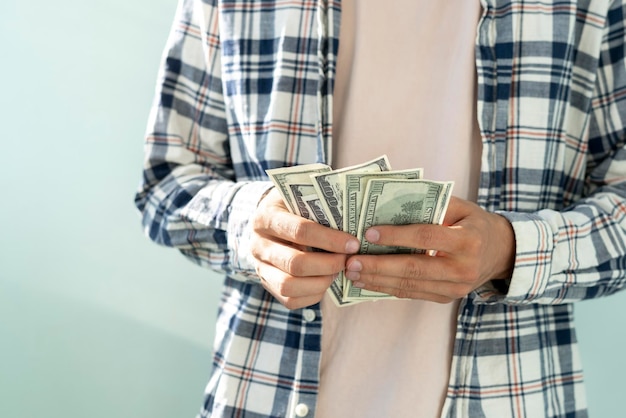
[476,0,626,305]
[134,0,272,282]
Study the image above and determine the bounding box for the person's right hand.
[250,188,361,309]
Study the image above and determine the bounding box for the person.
[135,0,626,416]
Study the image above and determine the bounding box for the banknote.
[287,184,320,222]
[266,163,331,215]
[266,163,355,306]
[310,155,391,230]
[267,160,453,306]
[301,194,332,228]
[340,169,425,296]
[342,168,425,236]
[343,178,454,301]
[357,178,453,254]
[300,194,356,306]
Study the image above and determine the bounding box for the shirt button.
[302,309,316,322]
[295,403,309,417]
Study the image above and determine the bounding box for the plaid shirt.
[135,0,626,416]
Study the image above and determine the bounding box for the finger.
[345,254,469,283]
[441,196,475,225]
[344,257,473,300]
[363,223,464,253]
[350,273,472,300]
[253,237,348,277]
[256,263,334,309]
[255,210,360,254]
[257,262,336,297]
[350,281,458,304]
[361,197,480,252]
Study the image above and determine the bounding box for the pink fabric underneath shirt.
[317,1,482,417]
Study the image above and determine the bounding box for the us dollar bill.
[300,194,356,306]
[341,169,425,296]
[310,155,391,230]
[266,163,331,216]
[287,184,320,222]
[267,164,355,306]
[342,168,424,236]
[343,179,454,301]
[267,160,454,306]
[300,194,332,228]
[357,178,453,254]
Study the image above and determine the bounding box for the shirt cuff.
[474,211,556,304]
[227,181,275,280]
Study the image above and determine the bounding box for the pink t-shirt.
[317,1,482,417]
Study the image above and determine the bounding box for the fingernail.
[347,260,362,272]
[345,239,360,254]
[345,271,360,281]
[365,228,380,243]
[353,281,365,288]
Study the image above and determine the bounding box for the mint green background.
[0,1,624,417]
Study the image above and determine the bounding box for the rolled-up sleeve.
[134,0,272,281]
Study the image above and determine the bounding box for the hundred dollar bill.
[310,155,391,230]
[340,168,424,296]
[342,168,425,236]
[266,163,331,215]
[286,184,320,222]
[266,164,353,306]
[300,194,357,306]
[343,178,453,301]
[300,194,333,228]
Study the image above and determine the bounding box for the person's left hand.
[344,197,515,303]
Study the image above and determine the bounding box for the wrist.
[492,213,516,280]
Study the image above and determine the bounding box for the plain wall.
[0,1,624,417]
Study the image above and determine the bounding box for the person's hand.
[250,188,361,309]
[344,197,515,303]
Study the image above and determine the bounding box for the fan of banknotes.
[266,155,453,307]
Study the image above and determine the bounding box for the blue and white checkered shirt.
[135,0,626,416]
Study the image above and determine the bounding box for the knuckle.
[398,277,417,292]
[249,237,264,260]
[276,279,292,297]
[282,298,302,310]
[284,252,306,276]
[403,259,423,279]
[250,243,261,261]
[289,221,310,242]
[252,212,264,232]
[420,228,437,249]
